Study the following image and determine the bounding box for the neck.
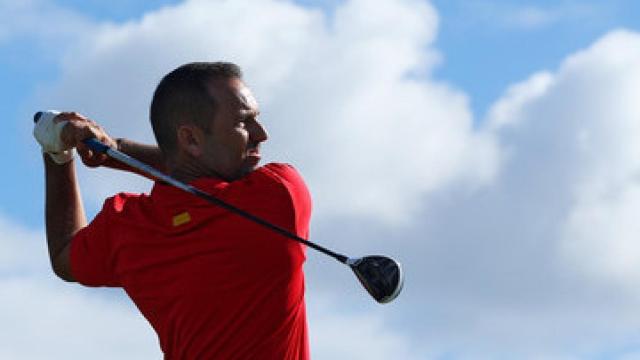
[167,156,227,183]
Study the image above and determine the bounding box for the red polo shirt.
[70,163,311,359]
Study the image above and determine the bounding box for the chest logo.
[172,211,191,227]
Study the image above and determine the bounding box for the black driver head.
[349,255,404,304]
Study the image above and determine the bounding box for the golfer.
[36,62,311,359]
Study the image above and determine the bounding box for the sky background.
[2,0,640,359]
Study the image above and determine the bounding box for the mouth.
[247,146,260,156]
[246,146,261,165]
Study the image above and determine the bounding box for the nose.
[250,120,269,144]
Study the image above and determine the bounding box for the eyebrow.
[238,109,260,118]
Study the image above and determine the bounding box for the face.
[200,77,268,180]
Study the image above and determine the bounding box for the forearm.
[103,138,166,176]
[45,154,85,281]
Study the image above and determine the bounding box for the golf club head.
[349,255,404,304]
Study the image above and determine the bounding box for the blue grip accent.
[83,138,111,154]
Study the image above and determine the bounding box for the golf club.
[35,111,404,304]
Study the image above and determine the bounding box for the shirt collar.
[150,176,229,201]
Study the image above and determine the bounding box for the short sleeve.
[70,197,120,287]
[262,163,312,239]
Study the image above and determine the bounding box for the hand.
[56,112,118,168]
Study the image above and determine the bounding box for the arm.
[77,131,166,177]
[41,111,107,281]
[95,137,167,178]
[40,111,163,280]
[44,155,83,282]
[44,111,166,176]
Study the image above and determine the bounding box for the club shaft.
[84,138,350,264]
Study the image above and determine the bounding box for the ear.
[176,124,205,158]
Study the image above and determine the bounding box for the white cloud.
[479,30,640,293]
[552,31,640,290]
[0,212,44,273]
[406,29,640,357]
[486,72,554,129]
[308,295,429,360]
[0,277,161,359]
[300,28,640,359]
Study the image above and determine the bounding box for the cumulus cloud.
[479,29,640,293]
[308,295,428,360]
[390,29,640,357]
[0,212,45,274]
[553,31,640,290]
[34,0,498,223]
[0,277,162,359]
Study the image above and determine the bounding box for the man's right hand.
[55,112,118,168]
[41,110,166,175]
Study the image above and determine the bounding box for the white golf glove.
[33,110,75,164]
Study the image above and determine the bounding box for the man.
[37,62,311,359]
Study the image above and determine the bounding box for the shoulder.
[251,163,309,199]
[245,163,312,236]
[234,163,312,214]
[256,163,306,188]
[259,162,312,214]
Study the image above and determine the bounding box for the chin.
[241,165,258,177]
[227,165,254,181]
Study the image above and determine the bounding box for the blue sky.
[431,0,640,118]
[4,0,640,359]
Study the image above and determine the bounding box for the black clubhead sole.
[350,256,404,304]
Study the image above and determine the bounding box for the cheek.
[232,129,250,151]
[221,131,248,160]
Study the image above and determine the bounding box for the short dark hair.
[150,62,243,156]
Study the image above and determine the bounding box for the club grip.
[83,138,111,154]
[34,111,110,154]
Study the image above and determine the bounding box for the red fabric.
[71,163,311,359]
